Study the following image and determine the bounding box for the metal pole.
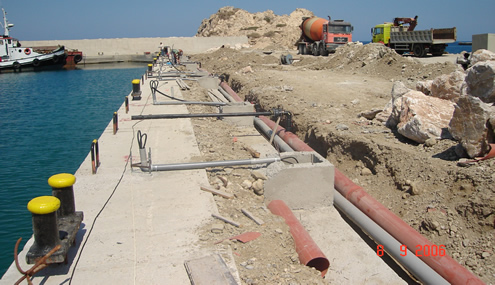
[149,157,280,172]
[154,101,227,106]
[132,111,273,120]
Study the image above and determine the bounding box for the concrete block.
[221,102,255,126]
[473,33,495,53]
[264,152,334,209]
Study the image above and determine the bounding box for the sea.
[0,41,472,278]
[0,63,146,277]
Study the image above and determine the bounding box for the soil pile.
[196,6,313,50]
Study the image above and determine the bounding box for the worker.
[159,42,164,56]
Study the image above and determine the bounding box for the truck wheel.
[298,45,304,55]
[312,44,320,56]
[319,44,328,56]
[413,44,425,57]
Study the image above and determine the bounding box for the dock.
[1,55,411,284]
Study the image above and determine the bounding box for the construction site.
[2,6,495,285]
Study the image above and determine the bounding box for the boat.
[0,8,82,72]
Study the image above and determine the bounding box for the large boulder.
[449,96,495,158]
[416,80,433,95]
[375,81,410,127]
[469,49,495,66]
[461,61,495,103]
[397,90,455,143]
[429,70,465,102]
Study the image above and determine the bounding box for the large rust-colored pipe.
[267,200,330,276]
[221,81,483,284]
[219,82,243,102]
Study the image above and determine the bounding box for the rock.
[377,81,411,128]
[359,108,383,120]
[416,80,433,95]
[482,252,491,259]
[410,182,422,195]
[449,96,495,158]
[211,223,225,234]
[245,265,254,270]
[424,138,437,147]
[240,66,253,73]
[336,124,349,131]
[470,49,495,66]
[252,179,264,195]
[462,239,470,247]
[396,90,455,143]
[430,70,465,102]
[361,167,372,176]
[251,170,268,180]
[462,61,495,103]
[241,180,253,189]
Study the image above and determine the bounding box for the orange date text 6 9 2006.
[376,244,446,257]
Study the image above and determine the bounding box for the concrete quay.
[1,59,407,284]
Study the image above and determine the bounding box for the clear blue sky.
[1,0,494,42]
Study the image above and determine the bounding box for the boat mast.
[1,8,13,37]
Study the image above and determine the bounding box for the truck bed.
[390,28,456,44]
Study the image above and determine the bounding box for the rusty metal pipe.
[267,200,329,277]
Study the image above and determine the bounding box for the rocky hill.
[196,6,313,49]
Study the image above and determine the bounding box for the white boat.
[0,8,69,72]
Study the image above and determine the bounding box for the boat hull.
[0,47,69,73]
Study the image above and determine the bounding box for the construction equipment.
[297,16,353,56]
[371,16,456,57]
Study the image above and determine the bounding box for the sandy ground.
[187,45,495,284]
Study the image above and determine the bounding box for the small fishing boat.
[0,9,81,72]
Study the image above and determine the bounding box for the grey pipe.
[253,117,293,153]
[334,191,448,284]
[149,157,281,172]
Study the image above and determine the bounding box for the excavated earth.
[185,44,495,284]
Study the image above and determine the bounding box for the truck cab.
[371,23,392,44]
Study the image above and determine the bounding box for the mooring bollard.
[26,196,62,264]
[113,112,118,134]
[147,64,153,77]
[131,79,142,100]
[90,139,100,174]
[153,57,157,64]
[48,173,76,217]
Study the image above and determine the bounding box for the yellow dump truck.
[371,16,456,57]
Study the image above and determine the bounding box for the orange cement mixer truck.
[297,16,353,56]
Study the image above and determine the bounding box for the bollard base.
[26,211,83,265]
[132,91,142,101]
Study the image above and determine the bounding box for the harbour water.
[0,63,146,277]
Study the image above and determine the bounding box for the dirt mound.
[196,6,313,50]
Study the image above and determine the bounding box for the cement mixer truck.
[297,16,353,56]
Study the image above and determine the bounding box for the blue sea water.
[0,64,146,277]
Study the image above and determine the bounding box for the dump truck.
[297,16,353,56]
[371,16,456,57]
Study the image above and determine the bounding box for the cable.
[281,156,299,164]
[149,80,186,102]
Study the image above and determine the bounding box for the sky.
[1,0,494,42]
